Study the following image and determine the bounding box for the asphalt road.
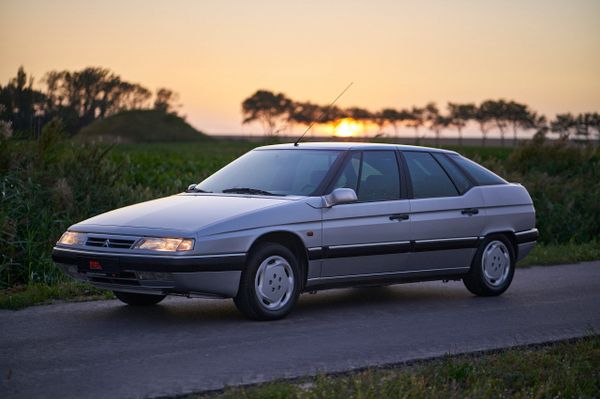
[1,262,599,399]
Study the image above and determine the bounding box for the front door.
[320,150,412,279]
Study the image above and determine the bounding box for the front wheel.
[113,291,166,306]
[463,235,515,296]
[234,243,301,320]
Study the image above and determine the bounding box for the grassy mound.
[77,109,208,143]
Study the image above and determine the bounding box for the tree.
[531,114,549,142]
[474,103,493,146]
[380,108,408,138]
[154,88,179,114]
[550,113,577,140]
[447,102,476,146]
[431,114,450,146]
[480,99,509,146]
[44,67,153,133]
[505,101,535,145]
[241,90,293,136]
[0,66,46,135]
[406,106,424,140]
[573,112,600,141]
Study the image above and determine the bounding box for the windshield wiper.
[185,185,212,193]
[222,187,281,196]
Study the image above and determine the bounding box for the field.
[1,130,599,307]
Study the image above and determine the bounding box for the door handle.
[461,208,479,216]
[389,214,410,221]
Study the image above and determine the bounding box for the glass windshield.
[195,149,342,196]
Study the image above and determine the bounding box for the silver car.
[53,142,538,320]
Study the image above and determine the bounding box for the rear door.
[320,150,412,279]
[402,151,485,272]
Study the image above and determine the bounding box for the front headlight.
[58,231,86,246]
[134,237,195,252]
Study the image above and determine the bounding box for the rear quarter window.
[432,153,473,194]
[449,154,507,186]
[403,151,459,198]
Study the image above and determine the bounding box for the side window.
[332,152,360,191]
[403,152,459,198]
[448,154,507,186]
[331,151,401,202]
[357,151,400,201]
[432,153,473,194]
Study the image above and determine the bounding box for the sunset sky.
[1,0,599,136]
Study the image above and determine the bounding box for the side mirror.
[322,188,358,208]
[187,184,197,192]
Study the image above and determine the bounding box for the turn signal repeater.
[134,237,195,252]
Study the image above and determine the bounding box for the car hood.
[73,194,295,236]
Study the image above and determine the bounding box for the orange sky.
[1,0,599,135]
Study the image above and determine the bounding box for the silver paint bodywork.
[54,142,537,298]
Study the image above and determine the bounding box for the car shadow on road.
[90,282,474,326]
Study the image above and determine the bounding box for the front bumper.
[52,247,245,298]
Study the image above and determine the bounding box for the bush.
[487,140,600,244]
[0,121,147,287]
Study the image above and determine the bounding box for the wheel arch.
[248,231,309,289]
[481,230,518,260]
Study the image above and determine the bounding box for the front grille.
[85,237,136,249]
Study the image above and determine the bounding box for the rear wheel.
[234,242,301,321]
[113,291,166,306]
[463,235,515,296]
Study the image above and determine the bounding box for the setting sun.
[334,118,362,137]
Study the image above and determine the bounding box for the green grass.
[517,241,600,267]
[190,336,600,399]
[0,282,114,310]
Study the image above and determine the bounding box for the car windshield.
[195,149,342,196]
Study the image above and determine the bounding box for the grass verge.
[0,282,114,310]
[517,241,600,267]
[190,336,600,399]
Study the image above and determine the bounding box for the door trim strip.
[308,237,481,260]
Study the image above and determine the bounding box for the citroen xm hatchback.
[53,143,538,320]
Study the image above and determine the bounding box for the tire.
[113,291,166,306]
[234,242,301,321]
[463,234,515,296]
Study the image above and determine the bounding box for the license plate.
[79,257,119,273]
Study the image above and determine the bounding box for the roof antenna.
[293,82,353,146]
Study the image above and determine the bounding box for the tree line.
[242,90,600,145]
[0,66,179,137]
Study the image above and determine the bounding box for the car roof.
[255,142,458,154]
